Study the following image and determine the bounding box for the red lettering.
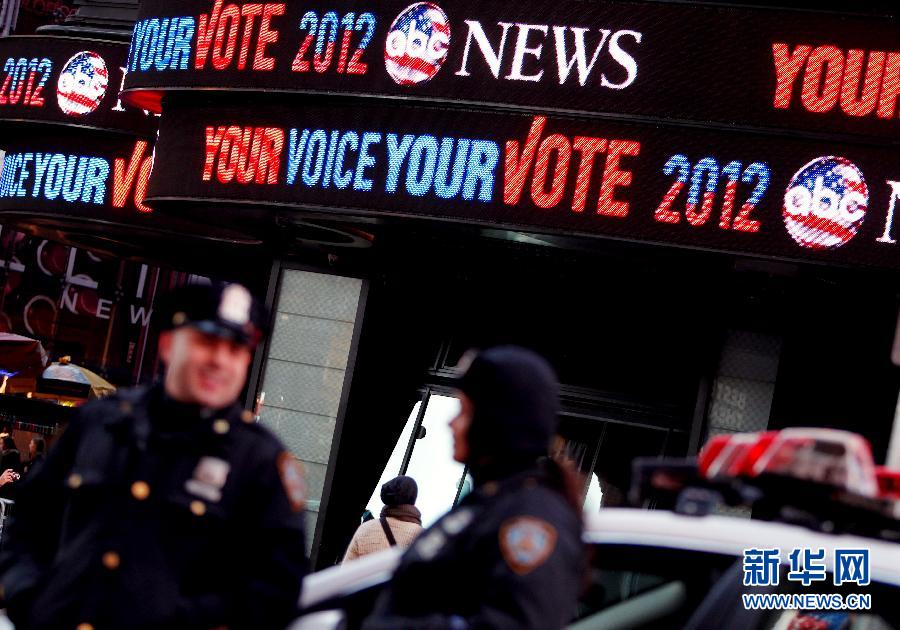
[196,0,224,69]
[531,134,571,209]
[772,43,811,109]
[218,125,243,182]
[231,128,258,184]
[840,50,885,117]
[571,137,607,213]
[203,126,226,181]
[134,157,153,213]
[504,116,547,206]
[113,141,149,209]
[254,4,285,71]
[596,140,640,217]
[800,45,844,113]
[878,52,900,119]
[259,127,285,184]
[212,4,241,71]
[238,4,263,71]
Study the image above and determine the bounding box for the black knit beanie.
[455,346,560,464]
[381,475,418,507]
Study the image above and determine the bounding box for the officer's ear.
[158,330,173,365]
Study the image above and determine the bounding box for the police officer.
[0,283,308,629]
[363,346,584,629]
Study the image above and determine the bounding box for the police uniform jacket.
[362,464,583,630]
[0,384,308,630]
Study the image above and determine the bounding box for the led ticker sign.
[0,138,154,216]
[146,103,900,270]
[0,36,157,138]
[122,0,900,141]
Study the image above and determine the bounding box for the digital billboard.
[146,102,900,269]
[0,36,157,138]
[122,0,900,142]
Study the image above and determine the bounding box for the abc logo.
[57,51,108,117]
[385,3,450,86]
[782,156,868,250]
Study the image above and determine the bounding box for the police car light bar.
[631,429,900,542]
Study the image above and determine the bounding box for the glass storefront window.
[256,269,363,553]
[365,394,466,528]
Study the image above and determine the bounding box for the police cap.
[160,283,268,347]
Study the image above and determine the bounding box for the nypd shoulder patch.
[277,452,307,512]
[499,516,558,575]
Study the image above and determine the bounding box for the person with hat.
[342,475,423,563]
[363,346,584,629]
[0,282,308,629]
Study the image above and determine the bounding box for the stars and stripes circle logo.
[782,156,868,250]
[57,51,109,117]
[385,3,451,86]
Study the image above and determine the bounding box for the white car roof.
[586,508,900,586]
[300,508,900,610]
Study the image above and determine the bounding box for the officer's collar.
[147,383,241,434]
[468,453,543,487]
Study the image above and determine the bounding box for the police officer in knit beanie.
[363,345,583,630]
[455,345,560,472]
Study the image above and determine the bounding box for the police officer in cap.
[0,283,308,629]
[363,346,584,629]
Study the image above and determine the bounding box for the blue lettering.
[82,158,109,204]
[406,135,439,197]
[385,134,414,193]
[130,16,194,72]
[173,19,196,70]
[128,21,147,72]
[434,138,470,200]
[45,154,66,200]
[140,19,160,72]
[322,130,339,188]
[287,128,310,186]
[463,140,499,202]
[354,132,381,192]
[62,156,88,202]
[15,153,32,198]
[31,152,52,197]
[154,18,174,70]
[302,130,327,186]
[0,157,12,197]
[333,131,358,189]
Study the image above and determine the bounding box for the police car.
[292,429,900,630]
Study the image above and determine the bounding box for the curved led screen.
[0,36,157,138]
[145,102,900,270]
[122,0,900,142]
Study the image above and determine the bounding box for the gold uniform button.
[190,500,206,516]
[131,481,151,501]
[172,312,187,326]
[119,401,133,414]
[213,419,230,435]
[102,551,120,570]
[67,474,83,489]
[76,624,95,630]
[241,410,255,424]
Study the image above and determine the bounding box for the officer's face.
[159,327,252,408]
[450,394,474,464]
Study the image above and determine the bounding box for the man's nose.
[210,339,235,364]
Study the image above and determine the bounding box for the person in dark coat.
[0,435,21,475]
[363,346,584,630]
[0,283,309,630]
[23,437,45,475]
